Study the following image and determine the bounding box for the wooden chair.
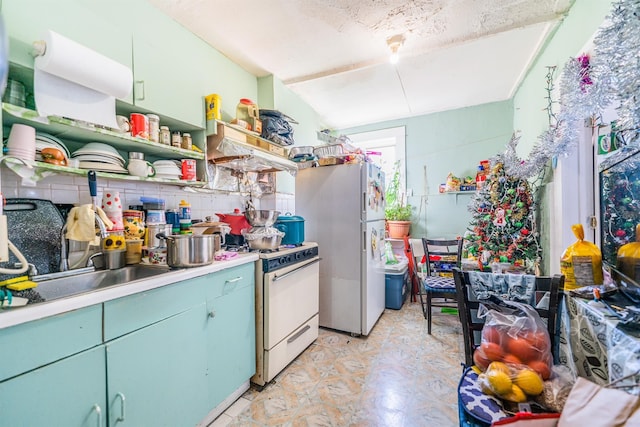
[452,267,563,366]
[453,268,564,426]
[419,237,463,334]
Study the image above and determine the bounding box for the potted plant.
[385,161,413,238]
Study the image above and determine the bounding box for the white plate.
[78,161,128,173]
[73,142,125,162]
[73,154,125,166]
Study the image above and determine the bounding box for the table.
[559,293,640,386]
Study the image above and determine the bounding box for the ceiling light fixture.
[387,34,405,65]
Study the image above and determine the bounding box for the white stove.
[251,242,320,387]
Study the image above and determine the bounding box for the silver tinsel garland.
[504,0,639,179]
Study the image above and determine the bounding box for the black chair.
[452,267,564,427]
[419,237,463,334]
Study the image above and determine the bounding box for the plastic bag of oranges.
[472,297,552,382]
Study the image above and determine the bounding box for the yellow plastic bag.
[560,224,603,290]
[616,223,640,282]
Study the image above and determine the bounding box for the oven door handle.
[273,258,320,282]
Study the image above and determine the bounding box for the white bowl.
[73,142,125,162]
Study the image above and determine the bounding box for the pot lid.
[276,214,305,222]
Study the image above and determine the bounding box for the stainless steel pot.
[245,209,280,227]
[242,227,284,250]
[156,233,215,267]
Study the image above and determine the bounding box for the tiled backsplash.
[1,169,296,220]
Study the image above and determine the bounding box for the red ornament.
[615,229,626,237]
[521,229,529,235]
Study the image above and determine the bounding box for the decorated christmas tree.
[465,158,541,272]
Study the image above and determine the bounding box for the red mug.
[181,159,196,181]
[130,113,149,139]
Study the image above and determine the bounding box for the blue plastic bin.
[385,265,408,310]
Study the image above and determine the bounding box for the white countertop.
[0,253,259,330]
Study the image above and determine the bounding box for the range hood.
[206,121,297,175]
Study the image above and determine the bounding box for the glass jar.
[171,131,181,148]
[147,114,160,143]
[159,126,171,145]
[181,133,192,150]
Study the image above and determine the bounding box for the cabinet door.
[105,304,208,427]
[206,267,256,407]
[0,346,106,427]
[127,2,206,127]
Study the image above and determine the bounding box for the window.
[347,126,406,189]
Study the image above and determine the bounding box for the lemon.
[502,384,527,403]
[486,370,512,395]
[487,361,511,376]
[514,368,544,396]
[478,373,495,396]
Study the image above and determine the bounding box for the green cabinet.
[0,345,107,427]
[106,303,208,427]
[0,263,257,426]
[205,263,256,407]
[125,2,207,127]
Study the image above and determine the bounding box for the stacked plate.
[35,132,70,162]
[71,142,128,173]
[153,160,182,180]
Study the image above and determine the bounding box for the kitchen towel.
[65,204,114,245]
[33,30,132,129]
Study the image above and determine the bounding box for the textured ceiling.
[149,0,574,129]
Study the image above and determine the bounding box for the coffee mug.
[7,124,36,161]
[128,159,156,177]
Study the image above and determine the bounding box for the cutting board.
[2,199,65,277]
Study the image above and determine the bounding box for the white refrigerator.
[296,163,386,336]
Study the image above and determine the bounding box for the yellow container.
[205,94,221,121]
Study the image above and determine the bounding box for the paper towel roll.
[35,30,132,99]
[34,30,133,129]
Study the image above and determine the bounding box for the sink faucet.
[60,212,110,271]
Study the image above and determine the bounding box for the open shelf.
[1,157,206,187]
[2,103,204,161]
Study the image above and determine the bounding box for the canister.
[147,114,160,143]
[274,214,305,246]
[130,113,149,139]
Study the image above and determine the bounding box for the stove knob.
[278,256,288,265]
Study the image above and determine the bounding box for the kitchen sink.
[33,265,172,301]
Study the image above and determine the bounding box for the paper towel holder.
[31,40,46,57]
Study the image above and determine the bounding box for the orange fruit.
[473,348,491,371]
[506,337,537,362]
[480,341,504,361]
[524,331,550,354]
[527,360,551,380]
[482,325,502,344]
[502,353,523,366]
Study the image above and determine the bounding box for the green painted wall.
[342,100,514,238]
[512,0,613,273]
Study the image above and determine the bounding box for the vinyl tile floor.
[210,300,465,427]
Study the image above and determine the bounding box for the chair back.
[421,238,463,277]
[452,267,563,366]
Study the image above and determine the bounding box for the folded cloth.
[468,271,536,305]
[65,204,114,245]
[214,251,239,261]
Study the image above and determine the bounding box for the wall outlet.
[0,215,8,262]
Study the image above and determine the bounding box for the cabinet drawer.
[103,276,207,341]
[0,304,102,382]
[204,263,255,300]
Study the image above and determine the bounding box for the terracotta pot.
[387,220,411,238]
